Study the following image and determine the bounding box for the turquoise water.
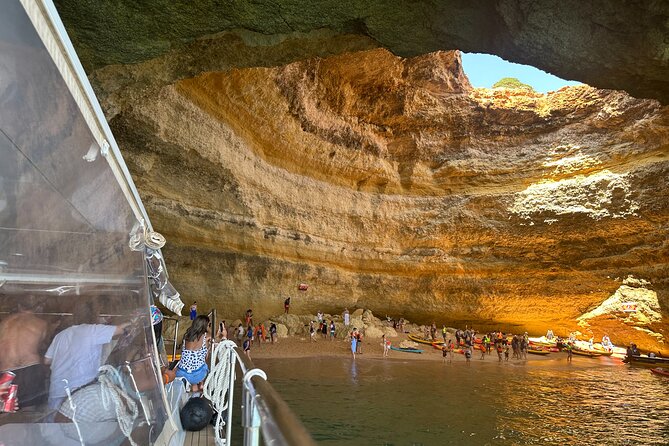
[255,356,669,445]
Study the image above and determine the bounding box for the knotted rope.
[98,365,139,446]
[203,340,235,443]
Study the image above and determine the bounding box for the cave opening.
[460,52,582,93]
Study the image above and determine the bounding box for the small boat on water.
[390,346,423,354]
[571,349,603,358]
[527,349,550,355]
[650,368,669,377]
[408,334,441,345]
[528,336,557,347]
[624,355,669,366]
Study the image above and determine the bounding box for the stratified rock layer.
[56,0,669,104]
[94,47,669,352]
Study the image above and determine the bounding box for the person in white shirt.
[43,301,128,410]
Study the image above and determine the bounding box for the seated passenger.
[175,315,210,392]
[43,300,129,410]
[0,299,50,407]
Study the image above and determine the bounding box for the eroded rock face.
[56,0,669,103]
[92,47,669,352]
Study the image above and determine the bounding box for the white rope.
[98,365,139,446]
[62,379,85,446]
[203,341,235,444]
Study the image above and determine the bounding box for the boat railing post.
[173,319,179,360]
[242,368,267,446]
[225,347,236,444]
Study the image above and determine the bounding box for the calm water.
[255,356,669,446]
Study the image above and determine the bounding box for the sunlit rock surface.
[85,45,669,352]
[55,0,669,104]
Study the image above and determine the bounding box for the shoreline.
[238,332,576,364]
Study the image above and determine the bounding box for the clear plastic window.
[0,1,169,443]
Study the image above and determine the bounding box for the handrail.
[162,316,180,361]
[251,377,317,446]
[231,346,317,446]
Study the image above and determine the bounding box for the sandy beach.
[243,332,557,363]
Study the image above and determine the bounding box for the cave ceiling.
[55,0,669,103]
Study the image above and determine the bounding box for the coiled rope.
[203,340,235,443]
[98,365,139,446]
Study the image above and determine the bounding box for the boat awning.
[0,0,183,314]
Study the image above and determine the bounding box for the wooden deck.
[184,423,218,446]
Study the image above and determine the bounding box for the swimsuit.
[176,334,208,385]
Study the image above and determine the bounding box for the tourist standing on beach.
[245,309,253,327]
[356,331,363,354]
[236,324,244,346]
[329,320,336,340]
[465,346,472,364]
[317,311,323,323]
[309,321,316,342]
[255,324,262,345]
[269,323,277,343]
[350,328,358,359]
[382,334,390,357]
[243,337,251,358]
[343,308,350,327]
[566,342,573,362]
[284,297,291,314]
[442,325,447,343]
[520,335,528,359]
[189,302,197,321]
[246,325,254,345]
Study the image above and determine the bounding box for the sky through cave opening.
[461,52,583,93]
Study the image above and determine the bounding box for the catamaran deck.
[185,424,217,446]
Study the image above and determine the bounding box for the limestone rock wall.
[93,47,669,352]
[56,0,669,103]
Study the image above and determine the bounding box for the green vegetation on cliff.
[492,77,535,92]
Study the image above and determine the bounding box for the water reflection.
[350,359,358,385]
[256,357,669,445]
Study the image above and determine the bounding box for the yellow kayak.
[408,334,441,345]
[571,349,603,358]
[527,349,550,355]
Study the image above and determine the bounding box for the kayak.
[407,334,440,345]
[650,368,669,377]
[528,336,557,347]
[390,346,423,354]
[527,349,550,355]
[571,349,603,358]
[624,355,669,366]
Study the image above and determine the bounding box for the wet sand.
[245,333,557,363]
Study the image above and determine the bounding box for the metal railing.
[169,309,313,445]
[162,316,180,361]
[204,340,316,446]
